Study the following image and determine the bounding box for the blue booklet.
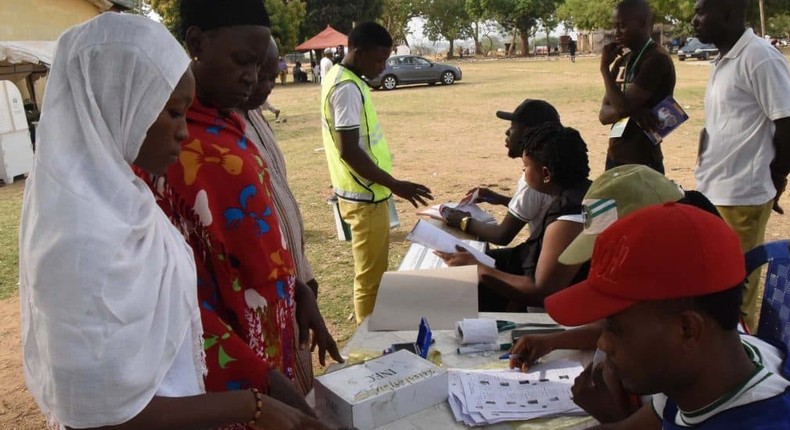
[643,96,688,144]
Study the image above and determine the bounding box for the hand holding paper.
[407,220,495,267]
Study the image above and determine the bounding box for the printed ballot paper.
[368,265,479,331]
[407,219,495,268]
[448,360,586,426]
[315,350,448,430]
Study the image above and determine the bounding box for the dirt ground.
[2,54,790,429]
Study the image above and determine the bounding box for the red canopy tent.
[295,25,348,52]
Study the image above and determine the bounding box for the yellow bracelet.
[247,388,263,426]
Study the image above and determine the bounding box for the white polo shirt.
[695,28,790,206]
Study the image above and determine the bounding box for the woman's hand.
[434,245,479,267]
[441,207,471,228]
[253,395,333,430]
[295,281,344,366]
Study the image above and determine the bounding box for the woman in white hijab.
[19,12,331,430]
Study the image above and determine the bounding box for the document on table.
[368,265,479,331]
[447,360,586,426]
[407,220,495,268]
[398,239,487,271]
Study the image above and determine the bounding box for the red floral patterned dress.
[138,100,296,426]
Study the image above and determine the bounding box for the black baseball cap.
[496,99,561,126]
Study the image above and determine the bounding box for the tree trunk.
[520,33,529,57]
[448,39,455,59]
[472,22,481,55]
[509,31,518,56]
[546,29,550,57]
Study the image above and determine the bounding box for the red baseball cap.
[545,202,746,326]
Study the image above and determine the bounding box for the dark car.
[678,38,719,61]
[367,55,462,90]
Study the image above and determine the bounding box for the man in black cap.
[444,99,561,246]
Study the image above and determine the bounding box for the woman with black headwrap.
[137,1,340,429]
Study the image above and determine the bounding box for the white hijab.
[19,13,203,428]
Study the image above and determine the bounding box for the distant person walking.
[278,56,287,85]
[569,39,577,62]
[693,0,790,331]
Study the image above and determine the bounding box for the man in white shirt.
[320,48,333,82]
[693,0,790,331]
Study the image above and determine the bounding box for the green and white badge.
[582,199,618,235]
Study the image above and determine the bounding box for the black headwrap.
[179,0,271,40]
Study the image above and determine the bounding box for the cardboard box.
[314,350,448,430]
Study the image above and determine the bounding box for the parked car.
[678,38,719,61]
[367,55,462,90]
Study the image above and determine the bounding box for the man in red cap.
[545,203,790,429]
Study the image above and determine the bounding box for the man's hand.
[434,245,479,267]
[390,180,433,207]
[601,43,623,69]
[773,175,787,214]
[294,281,344,366]
[571,362,631,424]
[631,106,660,132]
[508,334,556,371]
[442,207,471,228]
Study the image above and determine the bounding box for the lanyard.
[624,39,653,90]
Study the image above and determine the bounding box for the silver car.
[367,55,462,90]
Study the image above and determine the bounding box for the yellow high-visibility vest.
[321,65,392,203]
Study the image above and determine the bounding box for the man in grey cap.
[444,99,561,245]
[320,47,333,82]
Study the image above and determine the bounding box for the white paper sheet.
[407,220,496,268]
[447,361,587,426]
[398,240,487,271]
[368,265,479,331]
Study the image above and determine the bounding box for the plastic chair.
[745,240,790,378]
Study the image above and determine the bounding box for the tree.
[419,0,472,58]
[379,0,418,45]
[556,0,615,30]
[264,0,307,53]
[768,13,790,39]
[465,0,490,55]
[300,0,383,42]
[150,0,179,36]
[149,0,306,52]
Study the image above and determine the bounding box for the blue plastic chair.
[745,240,790,378]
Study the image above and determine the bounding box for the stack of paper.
[447,361,587,426]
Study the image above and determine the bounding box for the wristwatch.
[460,216,471,233]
